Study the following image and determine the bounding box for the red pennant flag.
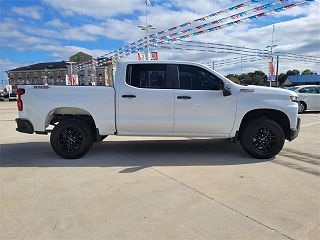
[70,74,75,85]
[268,62,274,77]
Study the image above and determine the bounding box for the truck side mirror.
[219,81,232,97]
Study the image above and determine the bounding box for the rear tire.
[50,118,94,159]
[240,119,285,159]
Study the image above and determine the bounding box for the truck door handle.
[177,96,192,100]
[122,95,136,99]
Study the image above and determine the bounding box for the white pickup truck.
[15,61,300,159]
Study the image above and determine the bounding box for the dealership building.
[7,52,113,89]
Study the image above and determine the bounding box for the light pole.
[44,68,53,85]
[138,0,155,60]
[138,24,156,60]
[265,44,277,87]
[266,24,277,87]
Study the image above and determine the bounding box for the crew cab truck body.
[15,61,300,159]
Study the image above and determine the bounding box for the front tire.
[240,119,285,159]
[50,118,94,159]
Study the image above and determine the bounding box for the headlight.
[290,96,298,103]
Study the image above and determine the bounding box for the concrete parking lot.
[1,101,319,240]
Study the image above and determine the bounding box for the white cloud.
[170,0,233,14]
[43,0,145,18]
[46,19,67,28]
[0,59,32,73]
[11,6,42,20]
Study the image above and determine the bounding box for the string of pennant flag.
[98,0,314,64]
[151,0,290,42]
[148,42,320,64]
[98,0,315,65]
[101,0,267,58]
[158,41,320,62]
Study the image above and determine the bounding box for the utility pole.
[212,60,215,70]
[275,55,279,87]
[240,46,244,75]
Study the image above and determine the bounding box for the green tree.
[278,73,287,86]
[286,69,300,76]
[226,74,240,84]
[239,73,251,85]
[301,69,313,75]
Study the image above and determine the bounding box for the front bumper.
[15,118,34,134]
[288,117,301,141]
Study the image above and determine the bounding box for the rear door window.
[126,64,169,89]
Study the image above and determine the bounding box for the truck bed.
[18,85,116,135]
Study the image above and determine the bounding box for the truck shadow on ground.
[1,138,272,168]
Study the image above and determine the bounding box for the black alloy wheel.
[58,127,84,153]
[240,119,285,159]
[50,118,94,159]
[250,127,278,154]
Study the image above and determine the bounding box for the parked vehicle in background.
[15,61,300,159]
[0,92,5,101]
[0,92,17,101]
[287,85,320,113]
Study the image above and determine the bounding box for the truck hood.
[239,85,298,97]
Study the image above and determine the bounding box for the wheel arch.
[239,109,291,140]
[45,107,100,140]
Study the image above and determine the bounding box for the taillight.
[16,88,25,111]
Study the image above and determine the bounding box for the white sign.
[6,84,12,93]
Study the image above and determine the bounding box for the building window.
[18,73,22,79]
[34,72,38,78]
[57,71,61,78]
[26,73,30,79]
[49,72,53,78]
[10,73,14,79]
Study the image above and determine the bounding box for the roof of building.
[8,61,68,72]
[287,74,320,83]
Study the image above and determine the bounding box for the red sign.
[69,74,76,85]
[150,52,158,60]
[138,52,144,61]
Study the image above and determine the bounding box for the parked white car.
[288,85,320,113]
[15,61,300,159]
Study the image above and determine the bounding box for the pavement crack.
[107,145,295,240]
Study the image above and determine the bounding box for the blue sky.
[0,0,319,87]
